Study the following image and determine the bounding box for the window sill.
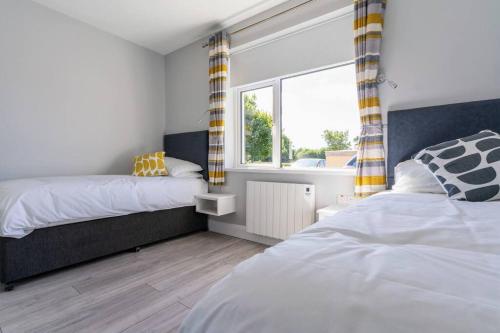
[225,167,356,176]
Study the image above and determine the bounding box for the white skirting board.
[208,220,281,246]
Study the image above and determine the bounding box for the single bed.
[180,99,500,333]
[0,130,209,290]
[0,175,207,238]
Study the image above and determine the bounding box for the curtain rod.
[202,0,316,48]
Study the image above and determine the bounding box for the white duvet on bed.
[181,192,500,333]
[0,175,207,238]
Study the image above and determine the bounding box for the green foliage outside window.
[243,93,356,165]
[243,94,272,162]
[322,130,352,151]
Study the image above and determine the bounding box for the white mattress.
[0,175,207,238]
[180,192,500,333]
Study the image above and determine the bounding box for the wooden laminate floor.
[0,232,267,333]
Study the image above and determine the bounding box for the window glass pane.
[281,64,359,169]
[241,86,274,165]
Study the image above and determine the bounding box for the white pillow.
[171,171,203,179]
[164,157,203,177]
[392,160,445,194]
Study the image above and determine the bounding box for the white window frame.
[234,60,356,171]
[236,79,281,169]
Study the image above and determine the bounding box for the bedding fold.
[180,192,500,333]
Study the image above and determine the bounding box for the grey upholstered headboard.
[387,98,500,187]
[163,131,209,180]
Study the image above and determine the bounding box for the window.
[241,86,275,165]
[236,63,359,170]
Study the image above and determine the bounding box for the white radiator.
[246,181,315,240]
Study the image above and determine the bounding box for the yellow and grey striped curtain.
[354,0,387,197]
[208,32,229,185]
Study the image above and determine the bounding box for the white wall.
[211,172,354,227]
[164,40,209,134]
[0,0,166,180]
[163,42,356,227]
[162,0,352,135]
[163,0,500,229]
[379,0,500,119]
[164,3,357,229]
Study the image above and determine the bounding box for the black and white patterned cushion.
[414,130,500,201]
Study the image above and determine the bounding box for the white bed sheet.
[0,175,207,238]
[181,192,500,333]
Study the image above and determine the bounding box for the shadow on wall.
[106,148,144,175]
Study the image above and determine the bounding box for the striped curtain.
[208,32,229,185]
[354,0,387,197]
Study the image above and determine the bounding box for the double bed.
[0,131,209,290]
[180,99,500,332]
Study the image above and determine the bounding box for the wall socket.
[336,194,358,206]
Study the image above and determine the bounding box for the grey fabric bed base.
[0,206,207,289]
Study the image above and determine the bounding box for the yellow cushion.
[132,151,168,176]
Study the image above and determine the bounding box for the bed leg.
[129,246,141,253]
[4,283,14,292]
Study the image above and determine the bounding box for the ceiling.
[31,0,291,55]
